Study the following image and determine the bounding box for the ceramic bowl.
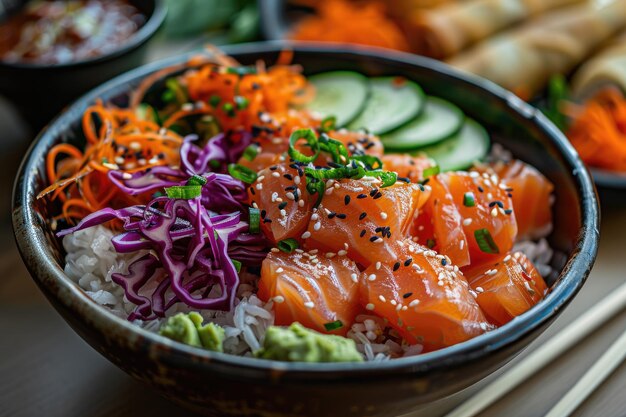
[0,0,167,129]
[12,42,599,417]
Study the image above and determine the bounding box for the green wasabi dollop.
[255,322,363,363]
[159,312,225,352]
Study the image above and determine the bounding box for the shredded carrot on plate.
[566,88,626,172]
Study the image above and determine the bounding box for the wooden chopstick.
[444,281,626,417]
[544,328,626,417]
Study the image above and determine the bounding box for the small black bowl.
[0,0,167,129]
[12,42,599,417]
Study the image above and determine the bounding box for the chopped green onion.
[242,145,259,161]
[223,102,235,117]
[209,95,221,108]
[165,78,188,104]
[324,320,344,331]
[426,238,436,249]
[226,66,257,76]
[186,175,207,186]
[423,165,441,179]
[277,238,299,253]
[463,192,475,207]
[320,116,337,133]
[234,96,249,110]
[288,128,320,163]
[351,155,383,170]
[474,228,500,254]
[249,207,260,234]
[306,178,326,208]
[164,185,202,199]
[228,163,257,184]
[232,259,242,273]
[365,170,397,188]
[318,133,349,163]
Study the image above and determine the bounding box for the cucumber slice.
[347,77,425,135]
[417,118,490,171]
[380,96,463,151]
[307,71,370,127]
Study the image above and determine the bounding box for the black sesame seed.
[360,229,366,238]
[397,177,411,183]
[344,195,351,205]
[285,185,296,192]
[278,202,287,210]
[369,188,379,197]
[328,212,337,219]
[250,187,256,195]
[260,210,267,218]
[336,213,347,219]
[393,262,401,271]
[477,186,484,193]
[369,236,379,242]
[263,218,272,223]
[269,165,278,171]
[403,292,413,299]
[283,174,293,180]
[359,212,367,220]
[488,201,497,207]
[373,192,383,199]
[504,209,513,215]
[404,258,412,267]
[357,194,367,199]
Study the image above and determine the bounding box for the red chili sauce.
[0,0,145,65]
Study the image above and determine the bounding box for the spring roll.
[571,31,626,98]
[402,0,584,59]
[448,0,626,98]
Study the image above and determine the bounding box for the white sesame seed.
[402,306,408,311]
[326,252,336,259]
[280,209,287,217]
[285,192,295,200]
[122,173,132,180]
[351,273,358,283]
[380,212,388,220]
[487,193,493,200]
[469,171,479,178]
[476,286,484,293]
[375,262,381,270]
[390,299,397,306]
[373,238,383,244]
[271,248,280,253]
[504,254,512,262]
[273,295,285,303]
[437,281,444,286]
[491,208,498,217]
[301,231,311,239]
[486,269,498,276]
[378,295,386,303]
[460,239,465,250]
[310,249,319,254]
[463,218,473,226]
[271,192,278,202]
[276,197,283,202]
[256,183,263,191]
[257,175,265,182]
[325,187,334,195]
[409,300,420,307]
[338,250,347,256]
[272,172,280,178]
[311,213,318,221]
[314,222,321,231]
[115,156,125,165]
[295,249,304,253]
[294,176,301,185]
[366,303,375,311]
[129,141,141,150]
[276,267,284,273]
[367,274,377,281]
[102,162,119,170]
[304,301,315,308]
[252,202,259,209]
[298,199,305,207]
[396,304,403,311]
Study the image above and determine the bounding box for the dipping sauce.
[0,0,145,65]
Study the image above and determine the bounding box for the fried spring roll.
[572,31,626,98]
[448,0,626,98]
[402,0,584,59]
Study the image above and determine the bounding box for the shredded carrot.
[40,52,319,225]
[566,88,626,171]
[289,0,410,52]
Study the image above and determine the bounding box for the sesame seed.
[460,240,465,250]
[404,258,413,267]
[294,176,301,185]
[375,262,381,270]
[476,286,484,293]
[393,262,401,271]
[271,248,280,253]
[402,306,408,311]
[344,195,351,205]
[390,299,397,306]
[378,295,386,303]
[367,274,377,281]
[360,229,366,237]
[314,222,321,231]
[257,175,265,182]
[256,183,263,190]
[326,252,336,259]
[463,218,472,226]
[403,292,413,299]
[304,301,315,309]
[102,162,119,170]
[338,250,348,256]
[301,231,311,239]
[491,208,498,217]
[272,172,280,177]
[285,192,295,200]
[486,269,498,276]
[298,199,305,207]
[311,213,319,221]
[409,300,420,307]
[366,303,375,311]
[122,173,132,180]
[351,273,358,283]
[276,267,284,273]
[359,212,367,220]
[273,296,285,303]
[396,304,403,311]
[129,141,141,150]
[504,254,512,262]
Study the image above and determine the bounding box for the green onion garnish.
[426,238,436,249]
[318,133,349,163]
[242,145,259,161]
[209,95,221,108]
[463,192,475,207]
[226,66,257,76]
[228,163,257,184]
[365,170,397,188]
[351,155,383,170]
[306,178,326,208]
[186,175,208,186]
[232,259,242,273]
[423,165,441,179]
[234,96,249,110]
[164,185,202,199]
[288,128,320,163]
[249,207,260,234]
[324,320,343,331]
[165,78,188,104]
[277,238,299,253]
[223,102,235,117]
[474,228,500,254]
[320,116,337,133]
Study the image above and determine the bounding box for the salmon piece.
[480,160,554,239]
[329,130,384,158]
[258,250,361,335]
[247,163,314,245]
[463,251,548,326]
[303,179,429,268]
[414,172,518,267]
[360,238,492,351]
[238,152,282,173]
[382,154,436,183]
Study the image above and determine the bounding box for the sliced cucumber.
[380,96,463,151]
[347,77,425,135]
[307,71,370,127]
[416,118,490,171]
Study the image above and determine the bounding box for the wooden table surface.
[1,63,625,417]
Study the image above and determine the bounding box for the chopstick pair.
[445,281,626,417]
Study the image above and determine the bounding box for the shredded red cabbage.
[59,132,268,321]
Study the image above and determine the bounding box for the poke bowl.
[12,42,599,417]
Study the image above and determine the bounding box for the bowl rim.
[0,0,167,70]
[12,41,600,379]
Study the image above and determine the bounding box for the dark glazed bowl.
[12,42,599,417]
[0,0,167,129]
